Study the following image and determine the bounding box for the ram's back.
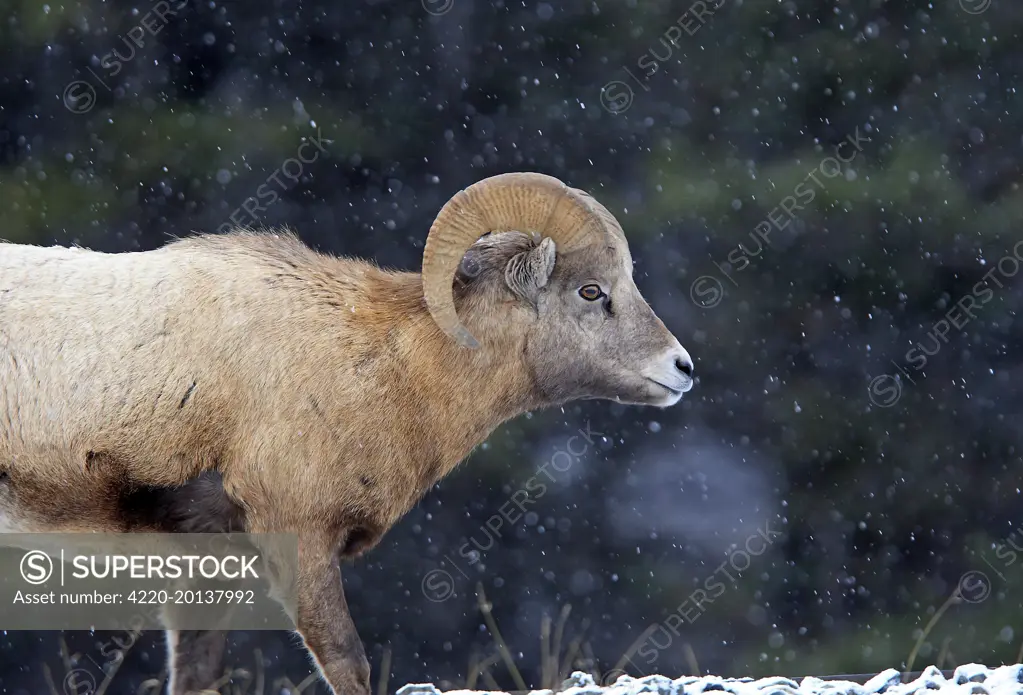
[0,231,428,534]
[0,239,278,485]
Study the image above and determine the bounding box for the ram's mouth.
[648,379,684,396]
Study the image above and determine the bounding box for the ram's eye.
[578,284,603,301]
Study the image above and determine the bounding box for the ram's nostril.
[675,357,693,378]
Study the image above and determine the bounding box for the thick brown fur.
[0,228,692,694]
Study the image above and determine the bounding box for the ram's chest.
[343,444,442,523]
[334,479,438,560]
[286,435,441,545]
[299,388,443,479]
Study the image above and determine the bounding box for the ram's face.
[457,233,694,408]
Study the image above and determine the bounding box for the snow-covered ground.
[397,664,1023,695]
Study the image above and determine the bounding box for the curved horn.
[422,172,617,349]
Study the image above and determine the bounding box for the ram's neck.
[356,269,539,486]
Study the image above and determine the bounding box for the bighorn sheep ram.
[0,172,694,694]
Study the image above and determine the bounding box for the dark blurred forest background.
[2,0,1023,692]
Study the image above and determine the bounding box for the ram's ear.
[504,237,556,303]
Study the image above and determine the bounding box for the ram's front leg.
[292,531,371,695]
[164,627,229,695]
[233,458,371,695]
